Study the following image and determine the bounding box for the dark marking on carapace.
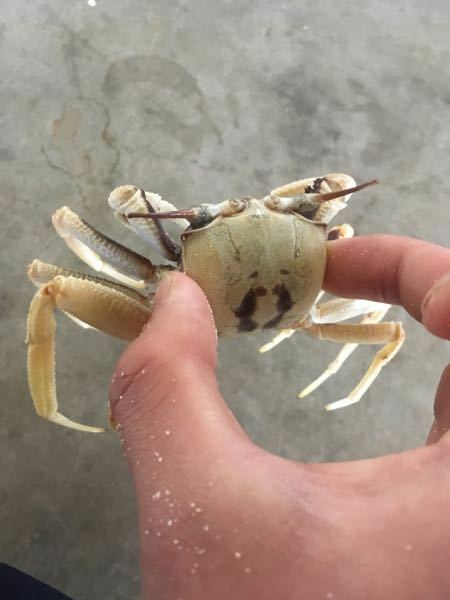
[280,268,290,275]
[263,283,295,329]
[234,288,258,332]
[234,289,256,318]
[254,286,267,297]
[273,283,294,313]
[238,318,258,332]
[249,270,259,279]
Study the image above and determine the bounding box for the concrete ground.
[1,1,449,597]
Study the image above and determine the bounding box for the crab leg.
[27,259,148,299]
[28,258,150,329]
[26,274,151,432]
[259,329,296,353]
[326,224,354,241]
[310,298,390,324]
[260,297,389,355]
[52,206,157,289]
[297,320,405,410]
[298,307,389,398]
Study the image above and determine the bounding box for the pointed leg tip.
[298,379,323,398]
[60,422,106,433]
[49,412,106,433]
[88,426,107,433]
[325,398,352,411]
[75,425,106,433]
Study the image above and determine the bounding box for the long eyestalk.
[127,209,198,221]
[266,179,379,213]
[314,179,379,203]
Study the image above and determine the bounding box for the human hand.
[110,235,450,600]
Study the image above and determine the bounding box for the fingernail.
[421,272,450,339]
[153,272,177,310]
[426,418,442,445]
[421,288,432,313]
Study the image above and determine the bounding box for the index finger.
[324,235,450,339]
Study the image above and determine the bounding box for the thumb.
[109,273,265,596]
[109,271,250,479]
[110,273,302,598]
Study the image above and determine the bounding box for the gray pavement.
[1,1,449,598]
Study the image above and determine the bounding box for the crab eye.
[188,206,217,230]
[188,198,248,230]
[227,198,249,215]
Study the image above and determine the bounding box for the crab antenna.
[316,179,379,203]
[127,209,197,221]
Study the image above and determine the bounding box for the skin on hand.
[110,235,450,600]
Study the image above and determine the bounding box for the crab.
[26,173,405,432]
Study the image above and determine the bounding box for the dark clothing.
[0,563,72,600]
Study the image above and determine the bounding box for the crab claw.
[108,186,185,261]
[108,186,190,225]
